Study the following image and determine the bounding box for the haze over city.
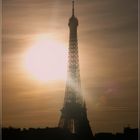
[2,0,138,133]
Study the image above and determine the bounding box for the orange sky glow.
[2,0,138,133]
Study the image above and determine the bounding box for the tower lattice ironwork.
[58,1,93,139]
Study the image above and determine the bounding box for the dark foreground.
[2,127,138,140]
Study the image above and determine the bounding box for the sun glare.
[24,36,68,82]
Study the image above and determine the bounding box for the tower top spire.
[69,0,78,28]
[72,0,75,16]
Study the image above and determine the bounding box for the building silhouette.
[2,127,138,140]
[58,1,93,139]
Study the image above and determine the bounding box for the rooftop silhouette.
[2,126,138,140]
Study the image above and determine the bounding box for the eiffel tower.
[58,0,93,140]
[58,1,93,139]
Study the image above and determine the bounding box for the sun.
[24,36,68,82]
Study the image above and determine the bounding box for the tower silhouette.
[58,1,93,139]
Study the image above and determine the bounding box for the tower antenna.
[72,0,75,16]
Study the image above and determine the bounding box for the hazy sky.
[2,0,138,133]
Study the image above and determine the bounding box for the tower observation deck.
[58,1,93,139]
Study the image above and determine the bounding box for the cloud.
[2,0,138,133]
